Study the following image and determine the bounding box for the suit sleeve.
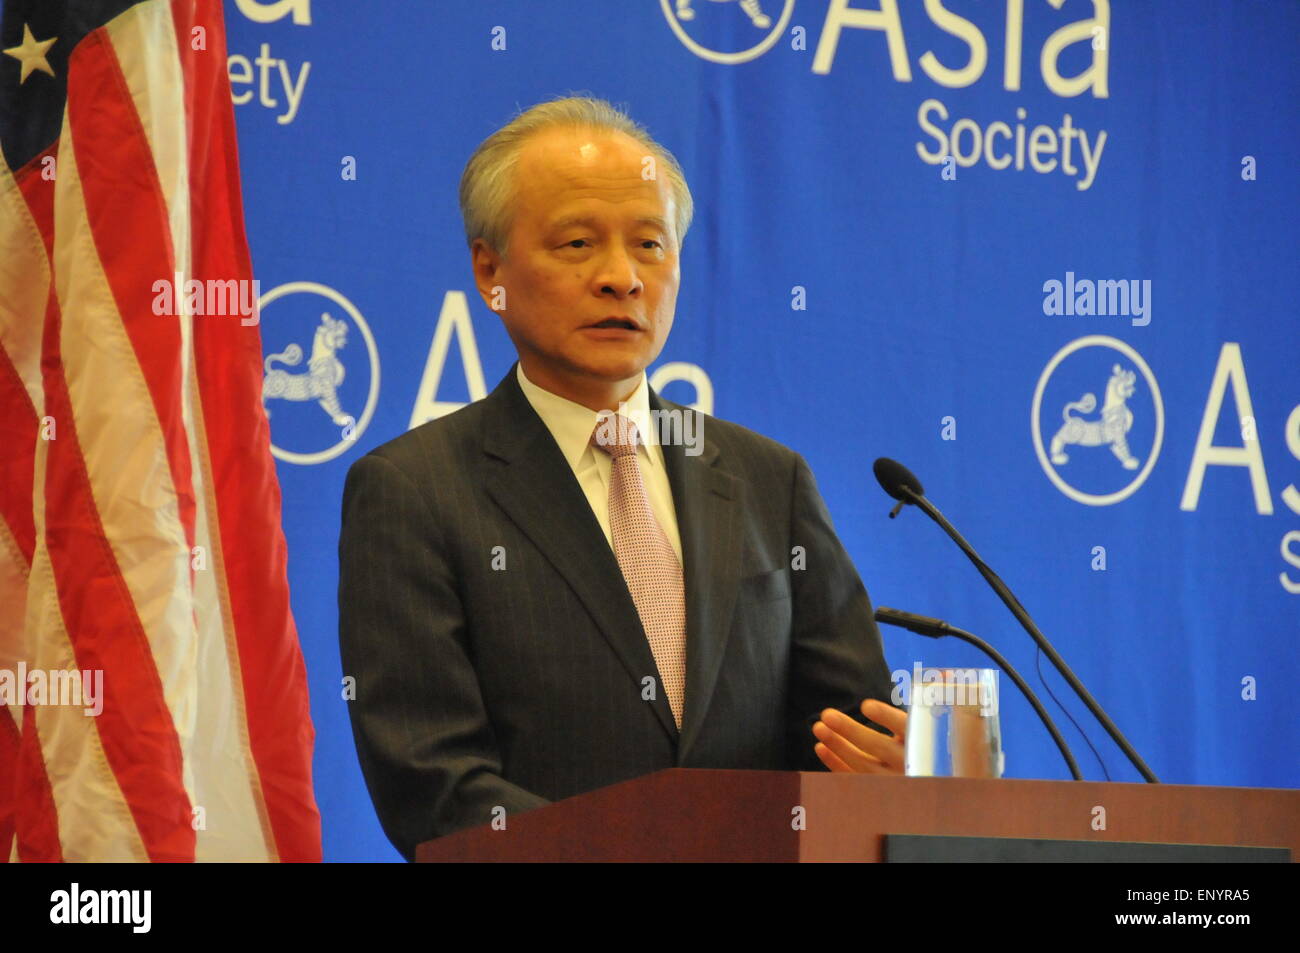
[338,452,549,860]
[785,453,900,771]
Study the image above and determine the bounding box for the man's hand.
[812,698,907,774]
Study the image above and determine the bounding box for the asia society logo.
[1031,335,1164,506]
[234,0,310,24]
[661,0,794,63]
[258,281,379,465]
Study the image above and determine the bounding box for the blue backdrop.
[224,0,1300,861]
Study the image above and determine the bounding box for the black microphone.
[873,457,922,519]
[872,457,1160,784]
[874,607,1082,780]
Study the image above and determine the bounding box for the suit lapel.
[650,391,743,763]
[480,366,679,741]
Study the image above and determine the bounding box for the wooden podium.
[416,768,1299,862]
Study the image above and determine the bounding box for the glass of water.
[904,667,1004,778]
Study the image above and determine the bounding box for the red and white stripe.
[0,0,320,862]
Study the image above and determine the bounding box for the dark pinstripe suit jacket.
[338,364,893,860]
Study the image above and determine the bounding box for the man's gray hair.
[458,95,694,258]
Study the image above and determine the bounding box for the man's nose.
[595,243,642,296]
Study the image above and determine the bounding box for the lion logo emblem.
[674,0,771,28]
[1049,364,1140,470]
[262,312,352,426]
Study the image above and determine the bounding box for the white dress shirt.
[516,363,683,566]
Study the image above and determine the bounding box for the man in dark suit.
[339,97,905,861]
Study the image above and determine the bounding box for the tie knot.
[590,413,641,458]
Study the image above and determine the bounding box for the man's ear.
[470,239,504,308]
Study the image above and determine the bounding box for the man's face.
[472,128,681,410]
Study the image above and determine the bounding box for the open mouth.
[587,318,639,330]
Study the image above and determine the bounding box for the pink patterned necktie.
[591,414,687,730]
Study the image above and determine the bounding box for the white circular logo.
[1031,335,1164,506]
[259,281,380,465]
[661,0,795,64]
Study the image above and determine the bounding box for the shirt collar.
[516,363,660,471]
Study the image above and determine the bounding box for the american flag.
[0,0,320,861]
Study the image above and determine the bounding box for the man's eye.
[563,238,661,250]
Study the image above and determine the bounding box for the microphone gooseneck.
[872,457,1160,784]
